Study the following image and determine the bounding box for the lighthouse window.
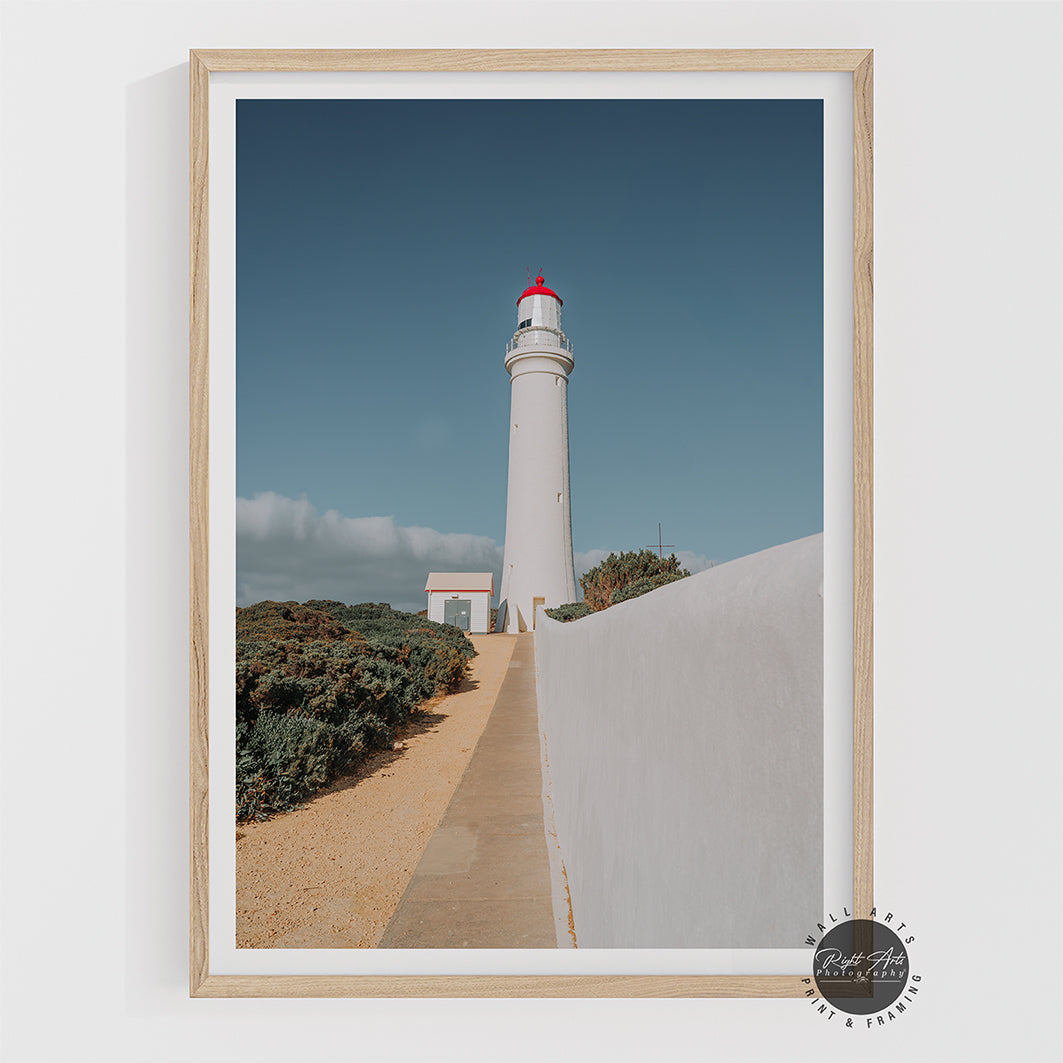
[518,318,531,329]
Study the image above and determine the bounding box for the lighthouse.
[499,274,578,632]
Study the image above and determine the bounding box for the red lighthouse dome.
[518,274,563,305]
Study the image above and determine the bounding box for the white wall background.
[1,2,1060,1061]
[536,536,823,949]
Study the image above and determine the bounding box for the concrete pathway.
[379,634,557,948]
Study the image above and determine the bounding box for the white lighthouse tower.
[499,274,578,632]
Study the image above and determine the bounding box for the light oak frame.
[190,48,873,998]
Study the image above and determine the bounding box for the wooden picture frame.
[190,48,873,998]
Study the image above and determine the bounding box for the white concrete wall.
[535,535,823,948]
[427,589,491,633]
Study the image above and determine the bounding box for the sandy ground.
[235,632,518,948]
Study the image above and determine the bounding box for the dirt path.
[235,632,519,948]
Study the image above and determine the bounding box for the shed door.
[444,598,471,631]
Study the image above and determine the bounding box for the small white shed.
[425,572,494,634]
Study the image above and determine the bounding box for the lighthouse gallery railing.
[506,329,574,356]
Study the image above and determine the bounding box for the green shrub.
[236,600,363,644]
[237,712,351,821]
[610,571,687,604]
[235,599,476,822]
[544,602,594,622]
[307,599,474,695]
[580,550,691,611]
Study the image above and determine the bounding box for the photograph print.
[234,96,825,950]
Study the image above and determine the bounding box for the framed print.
[190,49,873,998]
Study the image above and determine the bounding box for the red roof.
[517,274,563,306]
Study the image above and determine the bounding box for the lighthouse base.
[503,599,545,633]
[499,566,573,633]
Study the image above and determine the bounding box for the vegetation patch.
[236,600,475,821]
[543,602,593,622]
[545,550,693,622]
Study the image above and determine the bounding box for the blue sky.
[236,98,823,610]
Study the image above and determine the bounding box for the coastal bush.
[235,599,476,821]
[235,599,360,644]
[609,571,687,604]
[307,600,474,695]
[580,550,691,611]
[236,712,347,821]
[543,602,594,622]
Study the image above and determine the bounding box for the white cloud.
[237,492,720,612]
[237,492,503,612]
